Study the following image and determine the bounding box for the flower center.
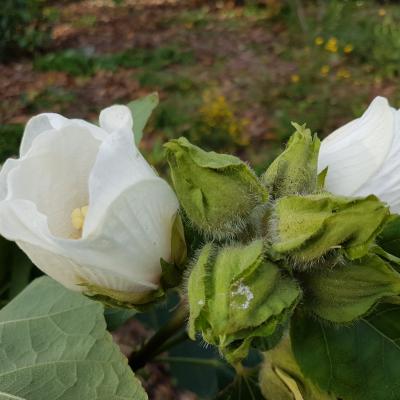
[71,205,88,235]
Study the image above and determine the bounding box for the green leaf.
[260,336,335,400]
[378,214,400,257]
[166,339,234,399]
[291,306,400,400]
[263,123,320,198]
[127,92,159,145]
[272,193,389,262]
[301,254,400,323]
[165,137,268,238]
[0,277,147,400]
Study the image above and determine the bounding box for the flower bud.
[271,193,389,263]
[164,137,268,238]
[263,123,320,198]
[300,253,400,323]
[187,240,300,364]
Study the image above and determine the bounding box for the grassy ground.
[2,0,400,173]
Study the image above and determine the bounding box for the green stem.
[156,329,188,354]
[155,356,225,369]
[129,301,188,371]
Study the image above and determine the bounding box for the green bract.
[263,123,320,197]
[164,137,269,238]
[301,254,400,323]
[260,336,335,400]
[272,193,389,263]
[187,240,301,364]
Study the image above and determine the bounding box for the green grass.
[33,45,195,77]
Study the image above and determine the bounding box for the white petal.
[355,108,400,212]
[7,124,101,238]
[17,241,155,293]
[70,119,109,141]
[70,178,179,289]
[20,113,68,156]
[318,97,394,195]
[17,241,86,292]
[0,199,53,248]
[84,127,156,236]
[99,105,133,134]
[0,158,19,201]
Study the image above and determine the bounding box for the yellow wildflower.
[325,37,338,53]
[343,44,354,54]
[290,74,300,83]
[320,65,330,77]
[378,8,386,17]
[336,68,351,79]
[315,36,324,46]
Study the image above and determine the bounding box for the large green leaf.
[127,92,159,145]
[291,306,400,400]
[0,277,147,400]
[301,254,400,323]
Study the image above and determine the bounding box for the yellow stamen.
[71,206,89,231]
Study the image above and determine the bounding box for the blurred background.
[1,0,400,397]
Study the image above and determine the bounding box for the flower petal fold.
[7,125,101,238]
[84,124,156,236]
[20,113,68,157]
[99,105,133,135]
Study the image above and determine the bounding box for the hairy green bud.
[301,253,400,323]
[187,240,300,364]
[165,137,268,238]
[263,123,320,198]
[271,193,389,263]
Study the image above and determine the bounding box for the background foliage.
[1,0,400,399]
